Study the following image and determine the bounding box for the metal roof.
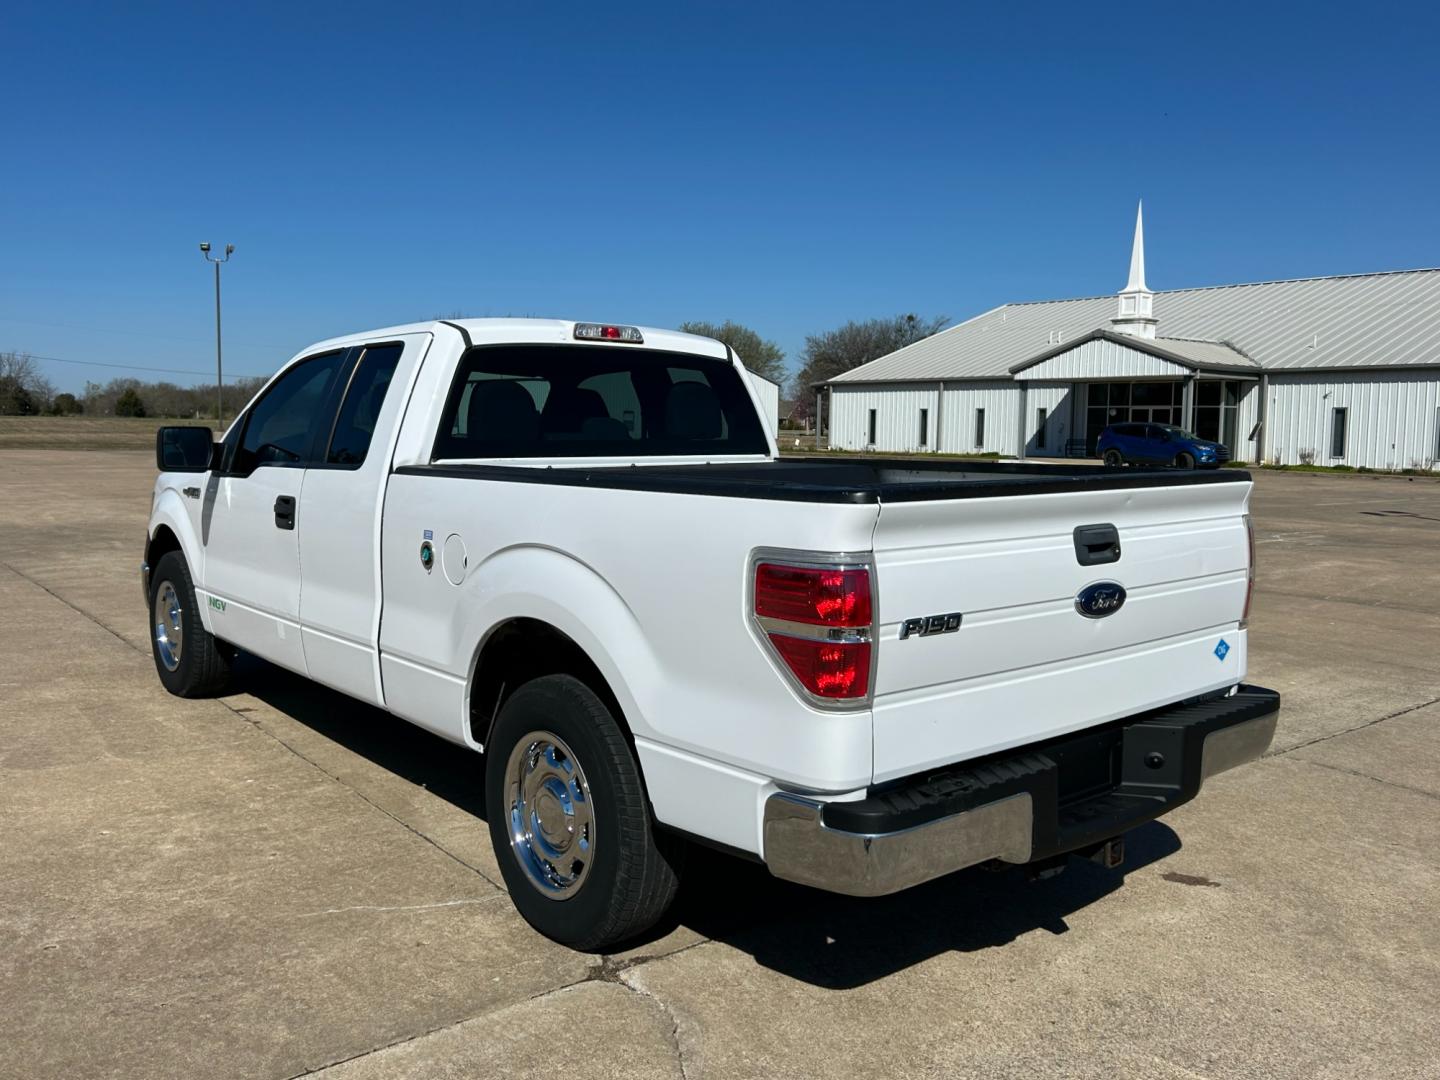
[1143,337,1259,370]
[829,268,1440,382]
[1008,332,1257,376]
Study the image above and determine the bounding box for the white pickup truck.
[144,318,1279,948]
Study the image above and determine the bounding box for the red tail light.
[1240,514,1256,628]
[755,563,872,627]
[754,559,873,703]
[768,636,872,699]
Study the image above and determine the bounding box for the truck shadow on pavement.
[234,657,1182,990]
[667,825,1180,988]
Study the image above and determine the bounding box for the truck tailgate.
[870,480,1251,783]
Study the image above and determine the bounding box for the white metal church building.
[824,206,1440,470]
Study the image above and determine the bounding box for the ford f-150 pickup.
[143,318,1279,948]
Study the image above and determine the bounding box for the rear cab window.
[431,344,768,460]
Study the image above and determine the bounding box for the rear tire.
[1175,451,1196,469]
[149,550,232,697]
[485,674,683,950]
[1102,449,1124,467]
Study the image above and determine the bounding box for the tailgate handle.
[1074,523,1121,566]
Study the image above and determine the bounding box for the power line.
[16,352,269,380]
[0,316,292,352]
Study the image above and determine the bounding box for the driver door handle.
[274,495,297,531]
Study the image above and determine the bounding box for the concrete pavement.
[1,451,1437,1079]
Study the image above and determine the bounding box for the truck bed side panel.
[377,472,881,792]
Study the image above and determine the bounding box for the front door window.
[1085,382,1183,453]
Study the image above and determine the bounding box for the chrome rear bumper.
[764,790,1035,897]
[762,687,1279,897]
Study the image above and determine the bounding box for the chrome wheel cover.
[153,580,184,672]
[505,730,595,899]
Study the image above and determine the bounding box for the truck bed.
[391,452,1254,789]
[400,456,1249,503]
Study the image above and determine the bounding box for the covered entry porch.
[1010,331,1261,460]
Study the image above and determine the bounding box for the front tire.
[149,550,232,697]
[1102,449,1124,467]
[485,674,683,950]
[1175,451,1196,469]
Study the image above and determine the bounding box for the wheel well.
[146,525,182,570]
[470,618,629,750]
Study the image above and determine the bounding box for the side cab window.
[324,343,405,467]
[222,351,346,476]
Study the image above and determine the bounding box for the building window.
[975,408,985,448]
[919,408,929,447]
[1330,407,1347,458]
[867,409,877,446]
[1194,380,1241,448]
[1036,407,1047,449]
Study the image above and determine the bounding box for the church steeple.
[1112,201,1157,339]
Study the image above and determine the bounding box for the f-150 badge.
[899,612,962,639]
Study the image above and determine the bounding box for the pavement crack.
[1,559,509,893]
[211,695,508,892]
[1267,695,1440,757]
[284,954,706,1080]
[0,561,141,652]
[278,983,587,1079]
[1288,758,1440,802]
[1252,586,1440,618]
[284,971,603,1078]
[612,960,703,1080]
[295,896,507,918]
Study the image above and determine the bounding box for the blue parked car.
[1097,422,1230,469]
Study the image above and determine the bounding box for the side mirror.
[156,426,216,472]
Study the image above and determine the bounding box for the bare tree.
[791,314,948,398]
[0,352,54,414]
[678,321,787,384]
[78,374,268,418]
[788,315,948,437]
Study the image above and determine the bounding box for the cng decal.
[208,596,226,613]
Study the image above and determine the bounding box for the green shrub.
[114,388,146,418]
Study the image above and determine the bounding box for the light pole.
[199,243,234,423]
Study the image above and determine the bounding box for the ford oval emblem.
[1076,581,1127,619]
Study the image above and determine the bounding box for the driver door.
[1141,423,1170,463]
[200,350,348,674]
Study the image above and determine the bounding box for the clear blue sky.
[5,1,1438,393]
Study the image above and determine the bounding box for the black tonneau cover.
[397,456,1249,504]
